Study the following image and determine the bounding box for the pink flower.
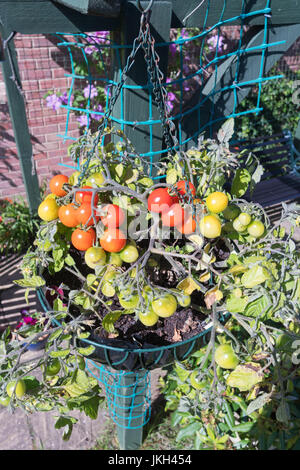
[16,309,37,329]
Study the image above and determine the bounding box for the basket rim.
[37,287,227,355]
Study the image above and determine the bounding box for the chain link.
[77,1,179,186]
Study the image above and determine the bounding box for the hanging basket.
[37,286,226,371]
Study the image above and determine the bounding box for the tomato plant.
[5,121,300,448]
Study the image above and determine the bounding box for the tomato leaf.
[102,310,123,333]
[241,265,270,288]
[227,362,264,391]
[231,168,251,197]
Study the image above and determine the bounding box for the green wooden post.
[0,25,41,213]
[115,370,149,450]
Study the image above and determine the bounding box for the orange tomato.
[100,204,125,228]
[75,186,99,206]
[49,174,69,197]
[99,228,127,253]
[161,203,185,227]
[176,180,196,198]
[76,202,100,227]
[58,203,78,227]
[176,211,196,235]
[71,228,96,251]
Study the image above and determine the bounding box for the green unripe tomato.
[223,204,240,221]
[6,379,26,398]
[199,215,222,239]
[0,395,10,407]
[118,289,139,310]
[247,220,265,238]
[152,294,177,318]
[68,170,80,186]
[238,213,252,226]
[45,358,61,376]
[108,252,123,267]
[214,345,239,369]
[119,245,139,263]
[233,217,247,233]
[85,247,106,270]
[138,308,159,326]
[85,171,105,187]
[176,292,191,307]
[101,281,116,297]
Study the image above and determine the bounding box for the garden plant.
[0,117,299,448]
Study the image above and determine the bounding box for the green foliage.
[235,69,300,140]
[0,197,40,255]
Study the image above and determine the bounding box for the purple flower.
[45,93,62,111]
[166,91,176,112]
[169,43,178,56]
[77,114,88,127]
[180,29,190,40]
[83,84,98,99]
[207,34,225,52]
[86,31,109,45]
[59,91,73,105]
[91,104,104,121]
[85,45,97,55]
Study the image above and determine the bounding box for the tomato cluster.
[223,204,265,239]
[147,185,228,239]
[38,172,130,253]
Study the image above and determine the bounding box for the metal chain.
[78,0,179,185]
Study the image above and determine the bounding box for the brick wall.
[0,34,80,200]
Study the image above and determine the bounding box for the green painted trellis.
[1,0,300,451]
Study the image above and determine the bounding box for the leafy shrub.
[0,197,40,255]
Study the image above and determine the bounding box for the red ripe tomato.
[77,202,100,227]
[161,203,185,227]
[176,180,196,198]
[58,203,78,228]
[147,188,178,214]
[100,204,125,228]
[71,228,96,251]
[49,174,69,197]
[75,186,99,206]
[176,211,196,235]
[99,228,127,253]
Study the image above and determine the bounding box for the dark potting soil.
[41,237,231,348]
